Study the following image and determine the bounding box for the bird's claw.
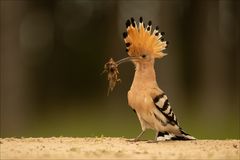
[147,140,158,143]
[126,138,140,142]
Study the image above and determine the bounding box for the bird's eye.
[141,54,146,58]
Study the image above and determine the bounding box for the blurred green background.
[0,0,239,139]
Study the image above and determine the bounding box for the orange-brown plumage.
[104,17,195,141]
[123,17,168,59]
[122,17,195,141]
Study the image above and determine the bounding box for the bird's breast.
[128,88,152,112]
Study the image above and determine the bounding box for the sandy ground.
[0,137,239,159]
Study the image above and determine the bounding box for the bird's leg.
[154,131,158,141]
[147,131,158,143]
[127,130,145,142]
[135,130,145,141]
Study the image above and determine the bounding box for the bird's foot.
[126,138,140,142]
[147,140,158,143]
[127,130,146,142]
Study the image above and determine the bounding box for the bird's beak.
[116,56,140,65]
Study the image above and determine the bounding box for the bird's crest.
[123,17,168,58]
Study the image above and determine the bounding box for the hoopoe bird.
[118,17,196,141]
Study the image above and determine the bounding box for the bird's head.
[103,17,167,93]
[118,17,168,66]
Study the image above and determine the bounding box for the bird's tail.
[157,130,196,141]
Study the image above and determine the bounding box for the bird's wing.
[151,92,179,126]
[150,91,196,140]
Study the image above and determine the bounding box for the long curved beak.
[116,57,140,65]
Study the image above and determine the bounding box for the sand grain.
[0,137,239,159]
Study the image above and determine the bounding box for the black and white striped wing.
[153,93,178,126]
[152,93,196,140]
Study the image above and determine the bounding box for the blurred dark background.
[0,0,239,139]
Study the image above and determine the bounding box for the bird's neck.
[131,61,158,90]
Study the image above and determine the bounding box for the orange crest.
[123,17,168,58]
